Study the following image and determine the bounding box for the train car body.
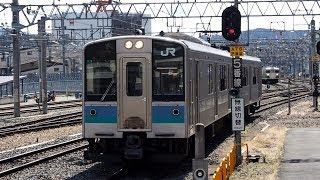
[262,66,279,84]
[82,34,262,162]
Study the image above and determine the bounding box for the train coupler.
[124,148,143,159]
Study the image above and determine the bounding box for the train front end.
[83,37,187,162]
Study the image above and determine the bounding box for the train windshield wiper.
[100,79,114,102]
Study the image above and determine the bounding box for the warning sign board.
[230,46,244,57]
[232,98,244,131]
[312,55,318,62]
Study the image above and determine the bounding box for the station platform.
[279,128,320,180]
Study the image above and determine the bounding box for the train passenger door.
[118,57,151,131]
[195,60,200,124]
[189,59,199,128]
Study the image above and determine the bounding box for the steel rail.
[0,111,81,131]
[0,138,84,164]
[0,141,87,177]
[257,93,309,113]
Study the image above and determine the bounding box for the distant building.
[51,11,151,41]
[0,10,152,76]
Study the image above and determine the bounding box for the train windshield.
[84,40,116,101]
[152,40,184,101]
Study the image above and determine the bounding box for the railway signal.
[222,6,241,41]
[317,41,320,55]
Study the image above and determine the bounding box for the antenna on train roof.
[159,31,165,36]
[134,28,145,35]
[135,29,143,35]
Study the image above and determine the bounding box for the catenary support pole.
[38,19,42,103]
[61,13,66,75]
[40,17,48,114]
[12,0,20,117]
[287,78,291,115]
[311,20,316,107]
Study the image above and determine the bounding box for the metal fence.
[22,73,82,95]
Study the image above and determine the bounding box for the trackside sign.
[232,98,244,131]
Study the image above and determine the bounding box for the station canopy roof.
[0,76,26,86]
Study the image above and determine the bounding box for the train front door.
[118,57,151,131]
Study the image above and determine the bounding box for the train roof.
[84,34,261,62]
[263,66,280,70]
[181,40,261,62]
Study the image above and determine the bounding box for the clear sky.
[0,0,318,35]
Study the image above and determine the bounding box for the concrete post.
[192,123,208,180]
[195,123,205,159]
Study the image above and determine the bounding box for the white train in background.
[262,66,280,84]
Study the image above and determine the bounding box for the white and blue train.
[82,33,262,162]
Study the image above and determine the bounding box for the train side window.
[208,64,213,94]
[242,67,248,86]
[126,62,143,96]
[253,68,257,84]
[219,65,226,91]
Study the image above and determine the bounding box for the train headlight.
[135,40,144,49]
[125,41,133,49]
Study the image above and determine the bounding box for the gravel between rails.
[0,92,312,179]
[0,107,81,128]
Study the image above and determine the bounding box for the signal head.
[222,6,241,41]
[317,41,320,55]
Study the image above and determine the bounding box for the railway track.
[261,87,308,100]
[0,100,82,116]
[0,138,87,177]
[257,92,309,113]
[0,111,82,137]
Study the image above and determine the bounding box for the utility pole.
[12,0,21,117]
[38,19,42,104]
[311,20,317,107]
[40,17,48,114]
[287,78,291,115]
[61,13,66,75]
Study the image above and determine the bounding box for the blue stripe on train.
[152,106,184,123]
[84,105,184,123]
[84,106,117,123]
